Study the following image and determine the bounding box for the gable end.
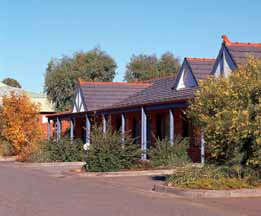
[174,59,198,90]
[72,85,87,113]
[212,44,237,77]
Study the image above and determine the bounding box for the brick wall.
[39,114,70,140]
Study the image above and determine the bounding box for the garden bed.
[165,165,261,191]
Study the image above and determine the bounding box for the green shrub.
[85,125,142,172]
[0,138,15,156]
[148,136,190,167]
[29,138,84,162]
[130,160,154,170]
[167,165,261,190]
[28,140,52,162]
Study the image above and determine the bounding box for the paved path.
[0,162,260,216]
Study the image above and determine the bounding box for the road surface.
[0,162,260,216]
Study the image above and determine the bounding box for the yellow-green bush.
[167,165,261,190]
[187,57,261,169]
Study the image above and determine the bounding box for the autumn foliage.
[0,93,42,161]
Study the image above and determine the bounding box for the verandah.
[46,101,205,164]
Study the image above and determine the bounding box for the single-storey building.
[46,35,261,163]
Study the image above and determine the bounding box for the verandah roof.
[46,111,89,120]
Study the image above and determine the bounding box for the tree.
[187,58,261,169]
[44,48,117,111]
[2,78,22,88]
[158,52,180,76]
[125,54,158,81]
[124,52,180,82]
[0,93,42,161]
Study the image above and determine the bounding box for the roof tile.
[80,82,151,111]
[186,58,215,81]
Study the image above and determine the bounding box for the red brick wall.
[74,117,84,139]
[173,109,184,136]
[187,124,201,162]
[39,114,70,140]
[125,112,141,145]
[38,114,50,139]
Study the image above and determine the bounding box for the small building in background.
[0,82,56,138]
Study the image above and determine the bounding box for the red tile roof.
[79,81,152,111]
[222,35,261,66]
[222,35,261,47]
[79,80,151,86]
[186,57,215,81]
[186,57,215,61]
[101,75,198,110]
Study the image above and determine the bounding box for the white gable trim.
[212,44,236,77]
[175,60,198,90]
[72,86,86,113]
[223,47,236,77]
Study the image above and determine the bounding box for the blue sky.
[1,0,261,92]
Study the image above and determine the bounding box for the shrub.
[167,165,261,190]
[29,138,84,162]
[0,137,15,156]
[28,140,51,162]
[85,125,141,172]
[149,136,190,167]
[187,57,261,169]
[0,93,42,161]
[130,160,154,170]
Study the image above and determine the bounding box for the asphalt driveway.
[0,162,260,216]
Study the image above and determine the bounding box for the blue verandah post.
[85,114,91,144]
[141,107,147,160]
[102,114,107,134]
[56,117,61,142]
[169,109,174,145]
[70,118,74,143]
[47,119,51,141]
[121,113,125,146]
[201,130,205,165]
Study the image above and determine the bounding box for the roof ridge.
[79,80,152,86]
[186,57,215,61]
[144,74,177,82]
[222,35,261,47]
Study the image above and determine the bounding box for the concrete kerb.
[63,169,177,178]
[153,184,261,198]
[11,161,85,168]
[0,156,16,162]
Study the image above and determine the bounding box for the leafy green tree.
[125,54,158,81]
[158,52,180,76]
[44,48,117,111]
[2,78,22,88]
[124,52,180,82]
[187,58,261,169]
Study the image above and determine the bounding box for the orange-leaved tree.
[0,93,42,161]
